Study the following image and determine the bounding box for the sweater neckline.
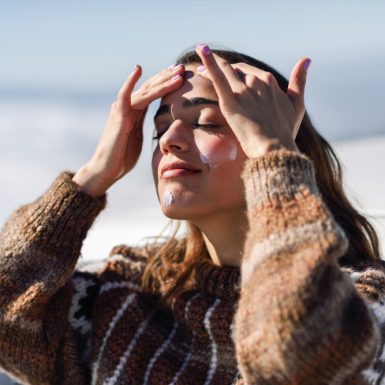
[194,260,240,301]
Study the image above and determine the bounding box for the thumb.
[287,57,311,118]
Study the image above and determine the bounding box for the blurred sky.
[1,0,385,138]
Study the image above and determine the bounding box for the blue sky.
[1,1,384,89]
[1,0,385,139]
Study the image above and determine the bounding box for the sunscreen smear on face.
[198,139,237,168]
[163,191,175,207]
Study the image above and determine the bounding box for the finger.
[197,54,245,93]
[287,57,311,117]
[142,64,185,89]
[211,53,246,92]
[195,65,210,79]
[195,45,237,106]
[131,74,184,110]
[116,65,142,110]
[231,62,278,86]
[131,65,185,110]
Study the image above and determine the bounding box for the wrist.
[243,138,296,158]
[72,164,110,197]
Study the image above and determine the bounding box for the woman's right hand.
[72,64,185,197]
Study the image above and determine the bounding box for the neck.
[193,209,248,267]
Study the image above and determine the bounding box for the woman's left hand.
[195,44,311,158]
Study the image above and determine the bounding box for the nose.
[159,119,190,155]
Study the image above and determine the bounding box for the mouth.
[161,162,202,179]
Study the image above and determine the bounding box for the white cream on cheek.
[162,191,175,207]
[196,136,238,168]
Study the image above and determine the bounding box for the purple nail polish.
[197,65,206,72]
[196,44,211,56]
[169,64,182,71]
[171,75,181,81]
[201,45,211,56]
[303,59,312,71]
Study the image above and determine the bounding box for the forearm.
[234,150,379,384]
[0,171,105,384]
[0,171,105,298]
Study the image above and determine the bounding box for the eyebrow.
[154,97,219,120]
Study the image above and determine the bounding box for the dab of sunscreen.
[198,139,237,168]
[163,191,175,207]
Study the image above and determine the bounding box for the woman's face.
[151,65,247,221]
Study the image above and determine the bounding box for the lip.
[161,161,201,179]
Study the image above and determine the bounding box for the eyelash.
[152,123,220,141]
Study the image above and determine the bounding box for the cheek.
[194,134,238,168]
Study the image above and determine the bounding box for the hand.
[195,45,310,158]
[72,64,185,197]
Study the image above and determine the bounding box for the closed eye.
[193,123,220,129]
[152,123,220,141]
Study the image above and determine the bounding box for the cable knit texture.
[0,151,385,385]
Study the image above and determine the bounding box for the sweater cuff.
[242,149,319,211]
[26,171,107,253]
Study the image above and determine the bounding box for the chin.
[160,206,196,220]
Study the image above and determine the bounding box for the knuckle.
[110,101,118,111]
[150,87,162,99]
[238,83,248,94]
[249,76,259,88]
[264,72,275,83]
[234,62,246,69]
[299,74,307,85]
[221,99,236,113]
[117,89,127,101]
[140,89,149,98]
[221,60,231,69]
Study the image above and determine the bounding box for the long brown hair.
[141,49,380,304]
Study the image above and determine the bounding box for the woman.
[0,44,384,385]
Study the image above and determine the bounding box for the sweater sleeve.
[0,172,106,385]
[233,150,380,385]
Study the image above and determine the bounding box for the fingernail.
[169,63,182,71]
[172,75,181,81]
[197,44,211,56]
[303,59,312,72]
[197,65,206,72]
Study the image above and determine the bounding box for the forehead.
[161,65,218,106]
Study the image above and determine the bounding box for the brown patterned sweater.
[1,150,385,385]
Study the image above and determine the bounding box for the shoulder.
[76,244,150,287]
[103,244,149,283]
[69,245,152,334]
[75,239,183,300]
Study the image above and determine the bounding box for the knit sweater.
[1,150,385,385]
